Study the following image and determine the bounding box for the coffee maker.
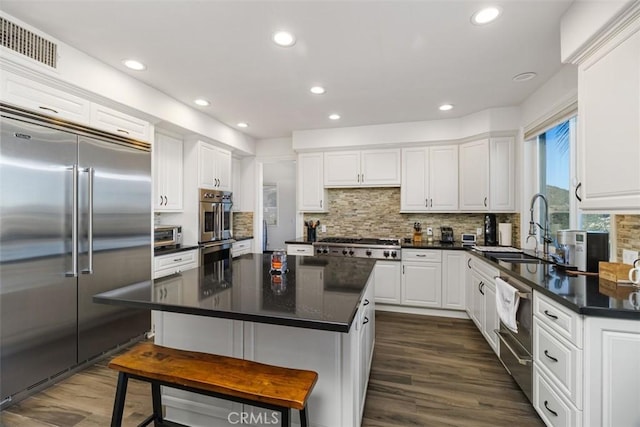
[556,230,610,272]
[484,213,497,246]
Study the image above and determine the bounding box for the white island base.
[153,278,375,427]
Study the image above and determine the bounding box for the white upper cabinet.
[298,152,327,212]
[324,149,401,187]
[154,131,183,211]
[90,103,151,142]
[459,137,515,212]
[1,70,90,124]
[577,20,640,210]
[400,145,458,212]
[198,142,232,191]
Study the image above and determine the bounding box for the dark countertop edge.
[93,293,354,333]
[154,245,200,257]
[467,251,640,320]
[234,236,253,242]
[401,242,469,250]
[284,238,313,245]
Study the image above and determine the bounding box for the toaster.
[440,226,454,243]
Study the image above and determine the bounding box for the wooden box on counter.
[599,262,632,284]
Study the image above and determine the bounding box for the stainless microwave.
[154,225,182,248]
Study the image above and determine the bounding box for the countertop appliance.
[484,213,497,246]
[494,274,533,403]
[313,237,401,260]
[440,226,454,243]
[556,230,609,272]
[461,233,477,245]
[199,189,233,245]
[0,105,151,402]
[154,225,183,248]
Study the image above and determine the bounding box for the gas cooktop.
[313,237,401,260]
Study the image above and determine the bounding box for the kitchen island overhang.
[94,254,377,427]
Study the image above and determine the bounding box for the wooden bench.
[108,342,318,427]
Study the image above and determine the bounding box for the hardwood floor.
[1,312,544,426]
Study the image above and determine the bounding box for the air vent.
[0,17,57,68]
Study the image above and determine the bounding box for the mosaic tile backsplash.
[233,212,254,238]
[303,188,520,246]
[615,215,640,262]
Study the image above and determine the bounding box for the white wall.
[256,137,296,159]
[0,11,256,155]
[292,107,521,151]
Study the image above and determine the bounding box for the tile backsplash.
[233,212,254,238]
[615,214,640,262]
[303,188,520,245]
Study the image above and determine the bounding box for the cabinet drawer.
[469,255,498,279]
[534,319,583,408]
[402,249,441,262]
[534,292,583,348]
[1,71,91,124]
[287,244,314,256]
[90,103,150,141]
[154,250,198,278]
[533,365,582,427]
[232,240,252,257]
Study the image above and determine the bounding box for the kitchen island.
[95,254,376,427]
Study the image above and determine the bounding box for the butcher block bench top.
[108,342,318,410]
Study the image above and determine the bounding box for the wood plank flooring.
[1,312,544,426]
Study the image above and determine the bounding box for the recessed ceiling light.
[273,31,296,47]
[237,122,249,128]
[439,104,454,111]
[513,72,537,82]
[310,86,326,95]
[471,7,501,25]
[122,59,146,71]
[194,98,210,107]
[329,114,341,120]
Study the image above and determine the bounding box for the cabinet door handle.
[402,265,405,274]
[39,106,59,114]
[543,401,558,417]
[363,299,370,306]
[164,196,168,206]
[484,197,488,207]
[363,316,369,325]
[361,174,364,182]
[320,199,323,208]
[575,182,582,202]
[430,198,433,208]
[160,195,164,206]
[544,350,558,363]
[467,258,472,268]
[425,198,429,207]
[479,282,485,295]
[544,310,558,320]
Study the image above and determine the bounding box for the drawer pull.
[296,249,306,252]
[116,129,130,135]
[544,310,558,320]
[415,254,427,257]
[543,401,558,417]
[544,350,558,362]
[39,106,59,114]
[173,258,183,262]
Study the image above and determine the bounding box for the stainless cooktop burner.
[312,237,401,260]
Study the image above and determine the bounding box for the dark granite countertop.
[154,245,200,257]
[94,254,376,332]
[401,240,469,250]
[234,236,253,242]
[469,250,640,320]
[284,237,313,245]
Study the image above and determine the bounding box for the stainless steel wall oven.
[199,189,233,244]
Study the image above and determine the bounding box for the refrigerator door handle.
[67,165,79,277]
[82,167,95,274]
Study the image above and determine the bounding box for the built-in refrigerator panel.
[76,135,151,362]
[0,117,78,399]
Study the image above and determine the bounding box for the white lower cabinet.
[286,243,314,256]
[442,251,465,310]
[401,250,442,308]
[534,364,583,427]
[374,260,401,304]
[153,249,198,279]
[467,256,499,354]
[231,239,253,257]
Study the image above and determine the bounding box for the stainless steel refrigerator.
[0,105,151,402]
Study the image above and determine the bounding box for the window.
[532,118,609,239]
[263,184,278,226]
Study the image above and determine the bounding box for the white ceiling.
[1,0,574,140]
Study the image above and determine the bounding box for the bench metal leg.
[300,407,309,427]
[111,372,129,427]
[280,408,291,427]
[151,383,163,426]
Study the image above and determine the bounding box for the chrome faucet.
[529,193,552,256]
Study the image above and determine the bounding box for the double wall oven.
[199,188,233,273]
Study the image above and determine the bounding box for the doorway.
[262,161,296,252]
